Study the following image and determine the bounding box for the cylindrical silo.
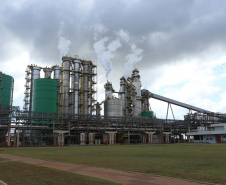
[0,73,14,107]
[33,78,58,113]
[0,72,14,146]
[104,100,123,117]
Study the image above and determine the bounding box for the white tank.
[104,99,123,117]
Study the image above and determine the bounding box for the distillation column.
[53,66,61,115]
[30,66,41,112]
[82,61,89,115]
[119,77,126,116]
[73,59,81,115]
[62,57,71,115]
[132,69,142,116]
[53,66,61,80]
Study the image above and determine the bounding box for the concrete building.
[187,124,226,144]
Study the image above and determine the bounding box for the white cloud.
[145,54,226,119]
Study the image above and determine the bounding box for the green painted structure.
[0,73,14,106]
[33,78,58,113]
[141,111,154,119]
[0,73,14,146]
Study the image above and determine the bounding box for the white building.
[186,124,226,144]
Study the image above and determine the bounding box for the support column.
[163,132,171,144]
[128,131,130,144]
[7,124,10,147]
[61,134,64,146]
[14,129,16,147]
[146,132,155,144]
[89,133,94,145]
[17,130,20,147]
[54,133,57,146]
[105,132,117,145]
[142,134,146,144]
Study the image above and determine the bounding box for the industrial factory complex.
[1,56,226,147]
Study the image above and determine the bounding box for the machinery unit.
[103,68,152,117]
[23,56,97,118]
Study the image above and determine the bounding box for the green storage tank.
[0,73,14,106]
[33,78,58,113]
[0,72,14,146]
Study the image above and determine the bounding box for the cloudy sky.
[1,0,226,119]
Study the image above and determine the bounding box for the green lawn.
[1,144,226,184]
[0,161,119,185]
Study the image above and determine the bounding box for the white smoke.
[93,37,122,79]
[92,26,143,79]
[124,44,143,78]
[116,29,130,42]
[57,22,71,59]
[58,36,71,59]
[93,24,109,41]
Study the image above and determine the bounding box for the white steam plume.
[93,37,122,79]
[58,36,71,59]
[116,29,130,42]
[124,44,143,78]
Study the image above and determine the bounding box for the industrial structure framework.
[1,56,226,147]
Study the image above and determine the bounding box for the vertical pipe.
[119,77,126,116]
[88,64,92,114]
[30,66,41,112]
[52,66,61,115]
[132,69,142,116]
[73,60,81,115]
[82,61,89,115]
[62,57,71,115]
[70,72,74,115]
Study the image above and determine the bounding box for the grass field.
[0,161,119,185]
[1,143,226,184]
[0,157,7,161]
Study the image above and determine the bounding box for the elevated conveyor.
[141,89,213,114]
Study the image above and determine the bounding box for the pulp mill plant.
[1,56,226,147]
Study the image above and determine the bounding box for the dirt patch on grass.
[0,153,213,185]
[0,161,118,185]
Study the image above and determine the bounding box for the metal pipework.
[141,89,213,114]
[104,81,114,99]
[43,67,52,78]
[52,66,61,80]
[82,61,89,115]
[62,57,71,115]
[119,77,126,116]
[132,69,142,116]
[96,102,101,116]
[88,63,94,115]
[30,66,41,112]
[141,90,150,112]
[73,59,81,115]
